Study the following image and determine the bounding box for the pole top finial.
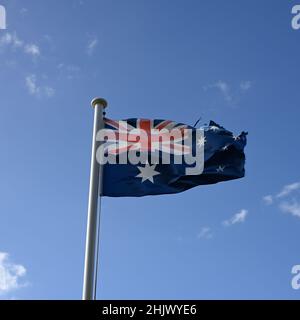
[91,97,108,109]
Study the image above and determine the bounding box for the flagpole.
[82,97,107,300]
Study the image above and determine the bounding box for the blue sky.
[0,0,300,299]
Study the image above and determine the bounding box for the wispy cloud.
[0,32,23,48]
[0,252,27,294]
[20,8,28,16]
[197,227,213,239]
[263,181,300,219]
[204,80,232,102]
[280,200,300,218]
[276,182,300,198]
[204,80,252,105]
[223,209,248,227]
[25,74,55,98]
[0,32,40,59]
[57,63,81,80]
[263,182,300,203]
[1,32,59,97]
[263,195,273,205]
[25,75,39,95]
[86,35,98,56]
[240,81,252,91]
[24,44,40,57]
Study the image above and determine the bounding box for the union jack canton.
[101,118,247,197]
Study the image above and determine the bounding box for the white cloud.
[20,8,28,15]
[0,32,23,48]
[24,44,40,57]
[207,80,232,102]
[240,81,252,91]
[263,195,273,205]
[223,209,248,227]
[197,227,213,239]
[263,182,300,220]
[204,80,252,105]
[262,182,300,207]
[0,32,41,59]
[87,36,98,56]
[25,74,38,95]
[276,182,300,198]
[215,81,231,101]
[57,63,81,80]
[0,252,27,294]
[280,200,300,218]
[44,86,55,97]
[25,74,55,98]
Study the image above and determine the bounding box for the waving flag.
[100,118,247,197]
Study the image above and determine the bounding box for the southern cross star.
[216,165,225,172]
[232,135,240,141]
[136,163,160,183]
[210,125,220,132]
[222,145,229,151]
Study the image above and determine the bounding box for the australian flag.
[102,118,247,197]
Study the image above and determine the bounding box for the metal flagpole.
[82,97,107,300]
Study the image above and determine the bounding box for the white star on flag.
[136,163,160,183]
[232,135,240,141]
[216,165,225,172]
[210,126,220,132]
[222,145,229,151]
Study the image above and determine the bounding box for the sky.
[0,0,300,300]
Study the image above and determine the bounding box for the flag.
[101,118,247,197]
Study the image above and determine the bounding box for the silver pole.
[82,97,108,300]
